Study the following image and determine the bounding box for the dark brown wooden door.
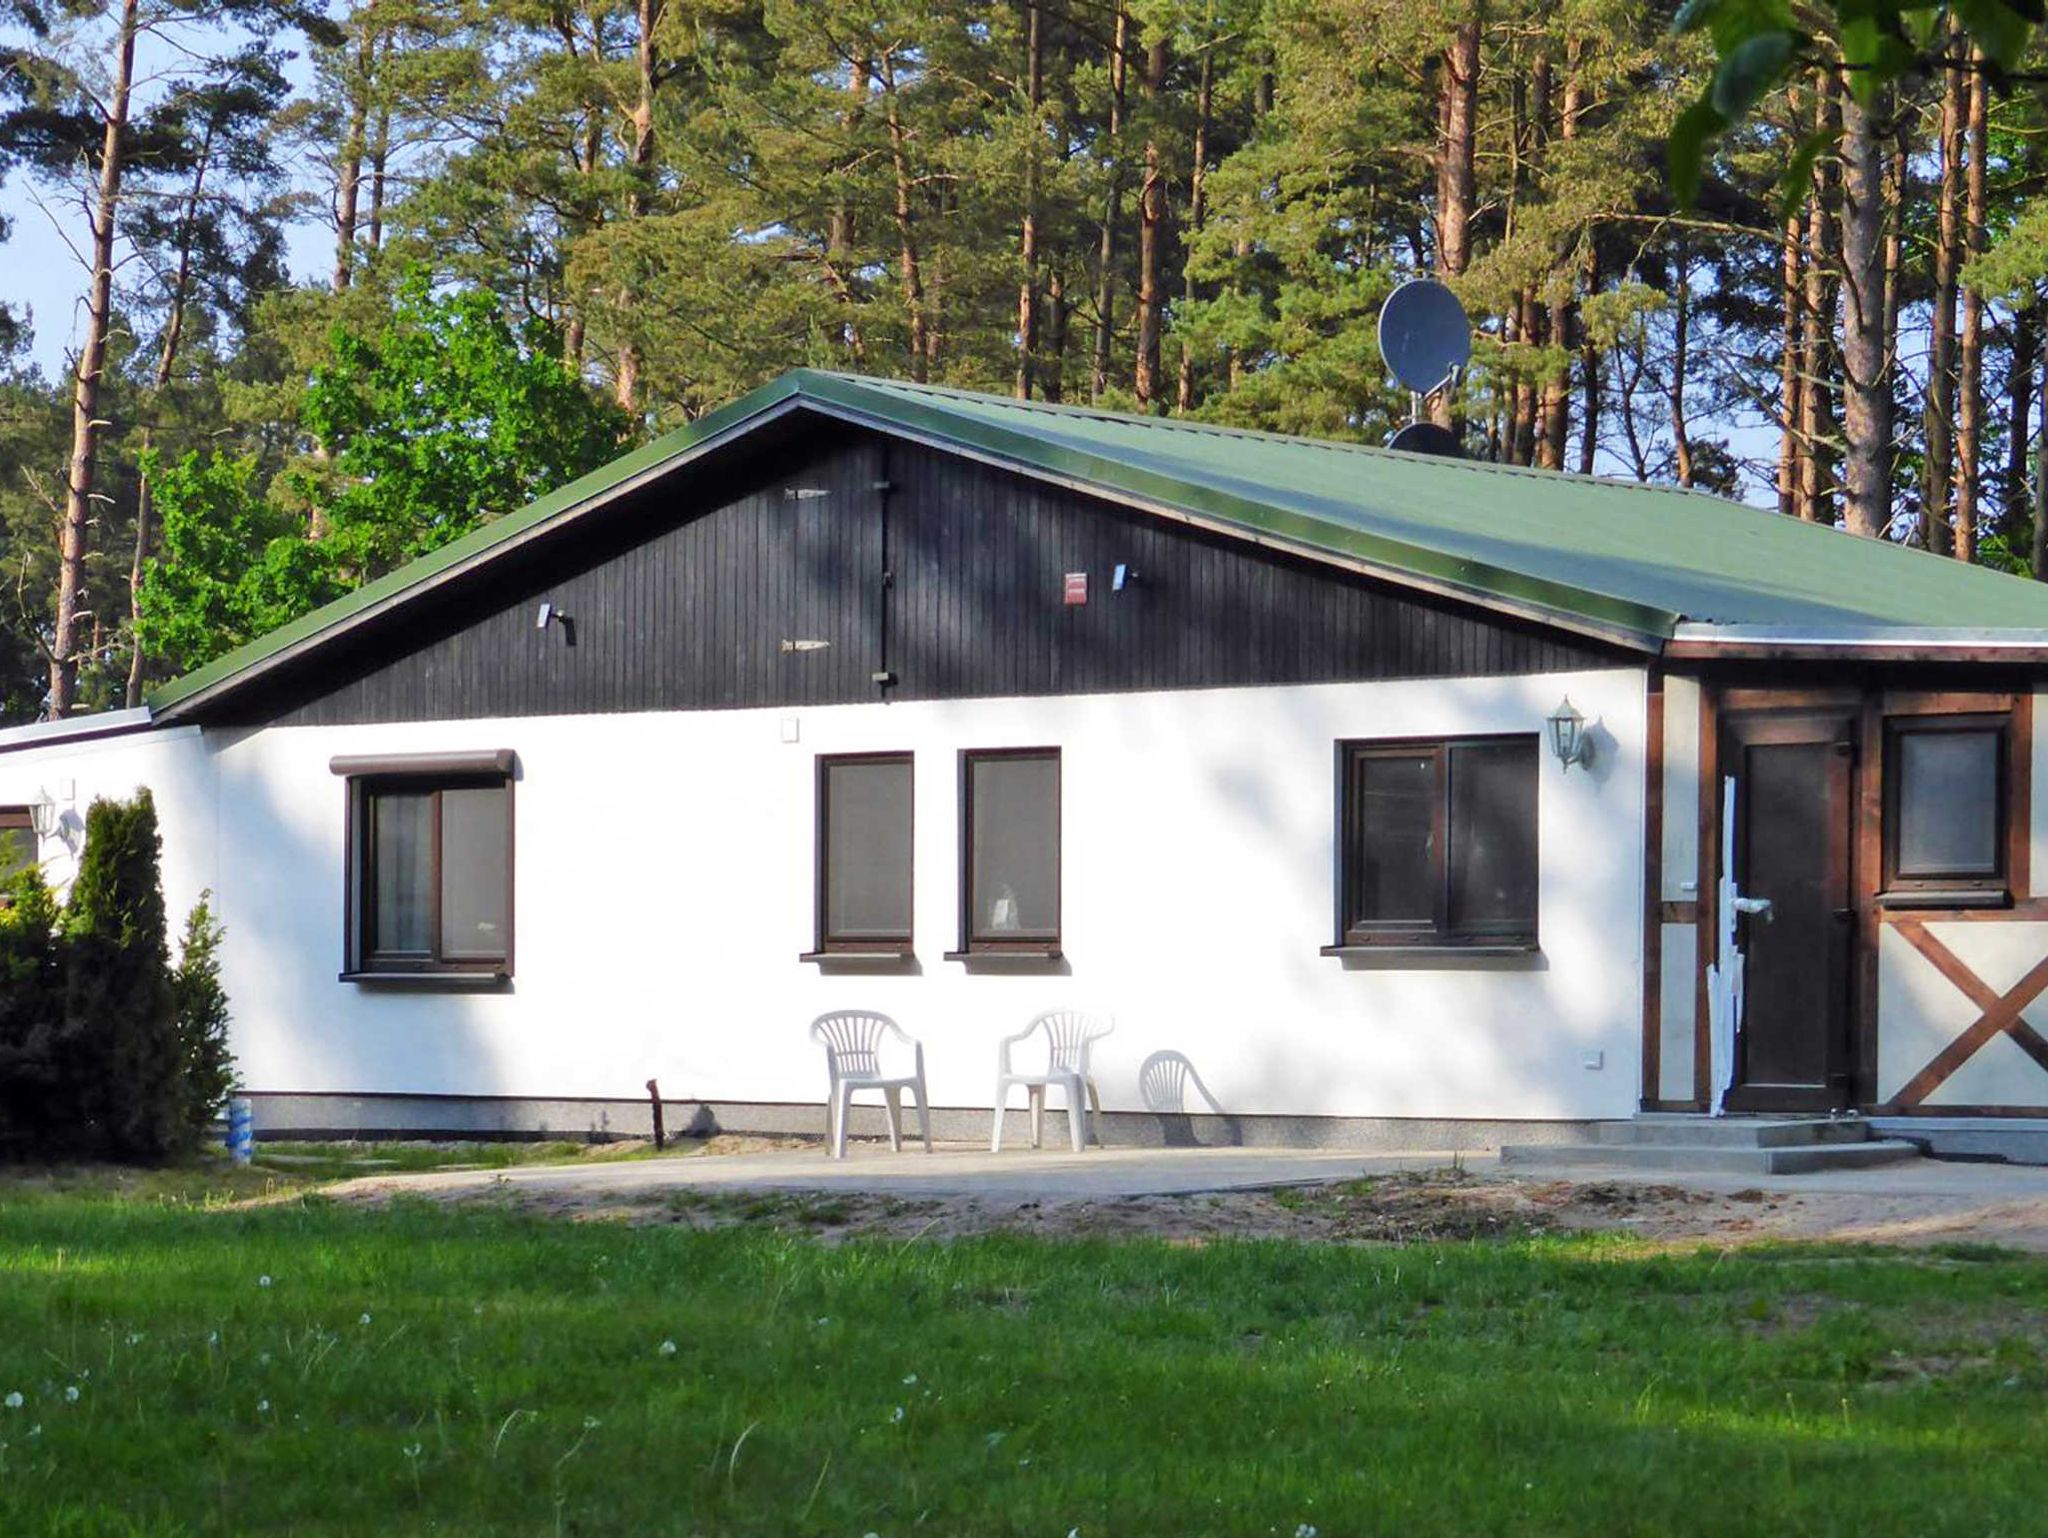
[1722,712,1855,1112]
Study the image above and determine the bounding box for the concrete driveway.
[333,1142,1441,1205]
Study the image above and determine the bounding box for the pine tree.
[0,867,63,1157]
[170,893,235,1147]
[61,790,178,1161]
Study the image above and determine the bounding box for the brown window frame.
[809,751,915,958]
[1331,734,1540,952]
[340,766,515,981]
[1881,711,2012,905]
[953,747,1062,958]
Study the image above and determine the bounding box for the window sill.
[799,947,915,962]
[1321,943,1540,963]
[340,969,511,989]
[1875,889,2011,910]
[944,946,1064,962]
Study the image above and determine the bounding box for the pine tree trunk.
[332,12,374,292]
[1507,57,1545,465]
[564,97,604,370]
[1224,59,1273,394]
[827,57,868,367]
[1044,266,1068,401]
[1778,87,1806,519]
[1133,35,1169,407]
[1175,35,1214,415]
[1091,2,1129,399]
[1927,31,1963,552]
[879,48,929,382]
[1884,123,1906,370]
[1430,9,1480,431]
[1838,81,1892,540]
[1670,241,1695,487]
[1498,304,1520,464]
[333,33,370,290]
[925,183,949,376]
[2034,344,2048,578]
[1617,338,1649,479]
[1955,51,1988,562]
[366,94,390,255]
[2007,308,2038,543]
[126,117,215,708]
[1577,246,1599,474]
[1434,16,1479,281]
[1016,1,1043,399]
[614,0,662,413]
[50,0,139,718]
[1799,73,1840,525]
[1537,48,1579,471]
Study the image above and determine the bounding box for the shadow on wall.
[1138,1050,1242,1147]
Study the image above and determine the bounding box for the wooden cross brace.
[1890,918,2048,1109]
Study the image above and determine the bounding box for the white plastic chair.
[811,1010,933,1159]
[991,1010,1114,1153]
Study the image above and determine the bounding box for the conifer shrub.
[0,865,62,1158]
[62,791,179,1160]
[170,893,235,1143]
[0,791,236,1162]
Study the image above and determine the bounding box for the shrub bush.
[170,893,236,1143]
[63,791,179,1159]
[0,866,62,1158]
[0,790,235,1161]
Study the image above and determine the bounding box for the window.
[0,807,33,894]
[335,752,514,978]
[1884,714,2008,901]
[1334,736,1538,949]
[956,748,1060,955]
[811,753,913,956]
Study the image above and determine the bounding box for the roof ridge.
[808,369,1722,504]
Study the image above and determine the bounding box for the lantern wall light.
[1547,697,1592,772]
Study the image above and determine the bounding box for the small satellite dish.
[1387,421,1464,458]
[1378,278,1472,397]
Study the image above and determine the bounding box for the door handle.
[1732,896,1774,923]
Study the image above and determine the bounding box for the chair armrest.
[995,1022,1039,1078]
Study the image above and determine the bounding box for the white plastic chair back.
[811,1010,899,1081]
[1003,1009,1112,1079]
[1036,1009,1111,1074]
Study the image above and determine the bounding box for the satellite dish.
[1378,278,1472,396]
[1387,421,1464,458]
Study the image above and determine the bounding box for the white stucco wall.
[0,724,218,916]
[0,667,1649,1125]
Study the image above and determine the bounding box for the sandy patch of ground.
[346,1164,2048,1253]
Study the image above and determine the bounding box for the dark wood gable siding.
[252,424,1623,728]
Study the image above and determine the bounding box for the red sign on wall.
[1063,571,1088,606]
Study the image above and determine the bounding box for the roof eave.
[1666,623,2048,664]
[0,705,164,755]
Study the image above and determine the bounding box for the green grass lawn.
[3,1164,2047,1536]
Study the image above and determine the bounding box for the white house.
[7,370,2048,1158]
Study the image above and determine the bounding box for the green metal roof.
[149,368,2048,718]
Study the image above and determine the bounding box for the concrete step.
[1498,1138,1921,1175]
[1596,1116,1873,1150]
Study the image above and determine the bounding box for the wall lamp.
[1547,696,1592,772]
[535,601,576,645]
[29,789,57,839]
